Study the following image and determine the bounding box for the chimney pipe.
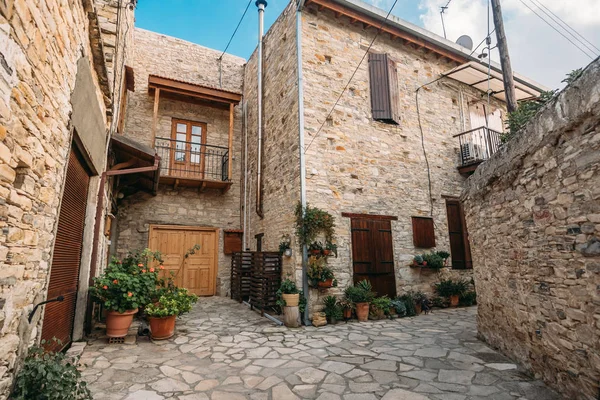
[255,0,267,219]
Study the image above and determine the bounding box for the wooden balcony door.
[445,199,472,269]
[171,119,207,179]
[149,225,218,296]
[348,215,397,298]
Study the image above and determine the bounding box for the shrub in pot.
[322,295,343,324]
[390,299,406,317]
[398,292,417,317]
[145,288,198,340]
[459,290,477,306]
[307,257,337,288]
[434,279,468,307]
[324,241,338,257]
[370,296,391,320]
[276,278,300,307]
[344,280,375,322]
[338,298,353,320]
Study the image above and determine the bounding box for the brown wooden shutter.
[42,147,90,352]
[368,53,400,125]
[412,216,435,248]
[224,231,243,254]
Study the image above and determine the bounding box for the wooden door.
[350,217,396,298]
[445,199,472,269]
[171,119,207,179]
[149,226,218,296]
[42,147,90,352]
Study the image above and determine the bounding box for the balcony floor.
[160,175,232,193]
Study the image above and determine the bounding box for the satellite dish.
[456,35,474,50]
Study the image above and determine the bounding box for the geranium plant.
[145,289,198,318]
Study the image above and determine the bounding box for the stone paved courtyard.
[80,297,562,400]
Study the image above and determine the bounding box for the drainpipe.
[255,0,267,219]
[296,0,309,325]
[243,101,249,249]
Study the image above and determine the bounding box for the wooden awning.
[110,134,161,195]
[148,75,242,105]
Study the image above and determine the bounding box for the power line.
[468,28,496,57]
[303,0,399,154]
[529,0,599,56]
[219,0,253,60]
[519,0,595,59]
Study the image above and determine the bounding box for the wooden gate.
[149,225,218,296]
[42,147,91,352]
[346,214,397,298]
[445,199,472,269]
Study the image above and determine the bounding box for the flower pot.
[343,308,352,320]
[323,249,331,256]
[310,250,321,256]
[106,308,138,338]
[450,295,460,307]
[282,293,299,307]
[284,248,293,257]
[355,302,369,322]
[415,303,422,315]
[318,279,333,288]
[148,315,177,340]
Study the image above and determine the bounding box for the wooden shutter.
[42,147,90,352]
[224,231,243,254]
[412,216,435,248]
[368,53,400,125]
[446,200,473,269]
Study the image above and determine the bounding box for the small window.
[368,53,400,125]
[412,217,435,248]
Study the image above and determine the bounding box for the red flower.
[149,267,155,273]
[113,279,118,284]
[159,265,165,270]
[142,269,146,273]
[128,292,133,297]
[103,285,108,290]
[138,263,144,267]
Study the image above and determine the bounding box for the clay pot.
[415,303,422,315]
[450,295,460,307]
[310,250,321,256]
[323,249,331,256]
[343,308,352,320]
[148,315,177,340]
[355,302,370,322]
[282,293,299,307]
[318,279,333,288]
[106,308,138,338]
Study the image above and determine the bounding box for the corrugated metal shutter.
[368,53,400,125]
[42,147,90,352]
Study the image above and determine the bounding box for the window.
[368,53,400,125]
[412,216,435,248]
[170,119,207,176]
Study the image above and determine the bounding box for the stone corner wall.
[462,59,600,400]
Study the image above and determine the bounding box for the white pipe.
[256,0,267,218]
[296,0,309,325]
[243,101,249,249]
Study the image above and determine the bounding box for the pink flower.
[149,267,155,273]
[113,279,118,284]
[127,292,133,297]
[103,285,108,290]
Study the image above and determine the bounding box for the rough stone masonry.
[462,58,600,399]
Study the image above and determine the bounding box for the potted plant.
[276,278,300,307]
[436,250,451,266]
[412,291,427,314]
[398,292,417,317]
[338,298,354,320]
[370,296,391,320]
[145,288,198,340]
[412,254,427,267]
[294,202,336,248]
[421,252,444,269]
[307,257,337,288]
[322,295,343,324]
[390,299,406,317]
[279,234,292,257]
[344,280,375,322]
[308,241,324,256]
[434,279,468,307]
[323,241,338,257]
[91,251,161,337]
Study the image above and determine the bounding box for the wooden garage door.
[42,147,90,352]
[349,216,397,298]
[149,226,218,296]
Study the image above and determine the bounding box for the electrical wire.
[528,0,599,57]
[468,28,496,57]
[303,0,399,154]
[519,0,595,59]
[219,0,253,60]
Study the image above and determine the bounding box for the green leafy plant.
[12,340,92,400]
[434,279,468,298]
[308,241,324,254]
[370,296,392,317]
[459,290,477,306]
[421,252,445,269]
[294,202,336,247]
[562,68,583,85]
[276,278,300,308]
[307,256,335,286]
[436,250,450,261]
[322,295,343,322]
[413,254,424,265]
[338,298,354,311]
[344,280,376,304]
[502,90,557,142]
[431,295,449,308]
[299,291,307,314]
[390,299,406,317]
[146,288,199,317]
[324,241,338,257]
[398,293,417,317]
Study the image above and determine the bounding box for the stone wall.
[462,59,600,399]
[118,29,246,296]
[299,6,496,307]
[243,2,301,278]
[0,0,125,396]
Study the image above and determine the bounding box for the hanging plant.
[294,202,336,247]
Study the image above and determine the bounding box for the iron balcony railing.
[154,137,229,181]
[453,126,502,167]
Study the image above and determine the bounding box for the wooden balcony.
[155,137,232,192]
[454,126,502,175]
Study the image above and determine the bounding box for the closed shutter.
[412,216,435,248]
[368,53,400,125]
[42,147,90,352]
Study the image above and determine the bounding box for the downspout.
[255,0,267,219]
[243,100,249,249]
[296,0,309,325]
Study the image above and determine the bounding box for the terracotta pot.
[415,303,422,315]
[282,293,299,307]
[355,302,369,322]
[450,295,460,307]
[310,250,321,256]
[343,308,352,320]
[323,249,331,256]
[106,308,138,338]
[148,315,177,340]
[318,279,333,288]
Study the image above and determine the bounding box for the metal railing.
[154,137,229,181]
[453,126,502,167]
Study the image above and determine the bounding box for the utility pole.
[490,0,518,113]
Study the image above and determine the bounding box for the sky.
[135,0,600,89]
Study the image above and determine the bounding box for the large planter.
[281,293,299,307]
[318,279,333,288]
[355,302,369,322]
[415,303,422,315]
[450,295,460,307]
[148,315,177,340]
[106,308,138,338]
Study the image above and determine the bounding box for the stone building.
[0,0,133,396]
[462,59,600,400]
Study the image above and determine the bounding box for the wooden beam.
[228,103,234,182]
[341,212,398,221]
[148,75,242,104]
[151,88,160,142]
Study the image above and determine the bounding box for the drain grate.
[108,337,125,345]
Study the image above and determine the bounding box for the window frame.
[169,118,208,177]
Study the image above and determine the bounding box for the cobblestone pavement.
[81,297,562,400]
